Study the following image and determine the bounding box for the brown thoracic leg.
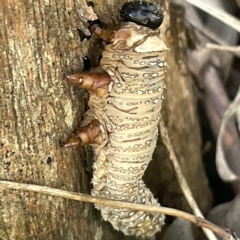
[63,119,102,148]
[90,25,115,43]
[67,72,111,98]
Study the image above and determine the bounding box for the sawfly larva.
[64,1,168,236]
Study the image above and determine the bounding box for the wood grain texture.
[0,0,117,239]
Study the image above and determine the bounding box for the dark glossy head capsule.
[119,1,164,29]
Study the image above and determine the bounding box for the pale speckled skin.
[87,22,168,236]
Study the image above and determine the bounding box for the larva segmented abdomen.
[88,22,168,236]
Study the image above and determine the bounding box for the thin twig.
[206,43,240,53]
[216,89,240,182]
[186,21,240,58]
[0,180,237,240]
[183,0,240,33]
[158,117,218,240]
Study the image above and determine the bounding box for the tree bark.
[0,0,212,240]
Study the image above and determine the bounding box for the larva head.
[119,1,164,29]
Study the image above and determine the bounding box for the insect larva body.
[91,25,168,238]
[66,1,168,236]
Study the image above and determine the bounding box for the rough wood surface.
[0,0,212,239]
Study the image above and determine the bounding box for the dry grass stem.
[158,117,218,240]
[186,22,240,58]
[216,90,240,182]
[183,0,240,33]
[0,180,238,240]
[206,43,240,53]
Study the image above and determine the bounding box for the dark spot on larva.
[142,55,158,59]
